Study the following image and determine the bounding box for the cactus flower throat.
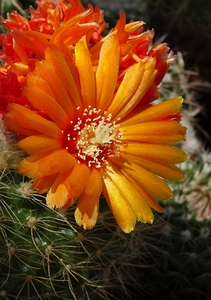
[61,108,120,168]
[5,35,188,233]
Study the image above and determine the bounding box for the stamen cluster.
[61,107,121,168]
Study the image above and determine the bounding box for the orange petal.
[52,23,98,46]
[50,9,95,45]
[120,133,186,145]
[106,162,154,223]
[12,30,48,63]
[121,119,183,133]
[125,20,145,32]
[24,84,69,128]
[75,168,102,229]
[18,150,76,178]
[113,159,174,201]
[46,161,92,209]
[119,143,188,165]
[119,170,163,213]
[45,45,82,108]
[107,61,144,118]
[117,154,185,181]
[60,162,91,209]
[115,59,157,120]
[96,33,120,110]
[5,103,61,138]
[30,59,75,119]
[102,175,136,233]
[26,70,54,97]
[46,171,72,208]
[17,136,60,155]
[120,97,183,127]
[33,174,58,194]
[66,162,91,200]
[120,121,187,144]
[75,36,96,107]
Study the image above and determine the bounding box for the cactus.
[136,154,211,300]
[0,0,198,300]
[0,163,158,300]
[1,144,210,300]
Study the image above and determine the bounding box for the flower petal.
[33,174,58,194]
[128,180,163,213]
[96,33,120,110]
[75,36,96,107]
[107,61,144,118]
[18,150,76,178]
[114,58,157,119]
[102,175,136,233]
[24,83,69,128]
[27,58,75,120]
[119,142,188,165]
[45,44,82,108]
[5,103,61,138]
[120,97,183,127]
[17,136,60,155]
[46,162,91,209]
[106,162,154,224]
[66,162,91,200]
[117,154,185,181]
[120,120,187,144]
[113,158,174,201]
[46,171,71,208]
[75,168,102,229]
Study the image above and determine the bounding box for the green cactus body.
[0,168,155,300]
[138,155,211,300]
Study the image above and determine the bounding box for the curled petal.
[46,163,91,209]
[33,174,58,194]
[46,171,72,208]
[18,150,76,178]
[75,168,102,229]
[61,162,91,208]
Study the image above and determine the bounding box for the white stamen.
[75,110,120,167]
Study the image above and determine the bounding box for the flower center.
[61,107,121,168]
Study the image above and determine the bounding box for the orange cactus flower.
[0,0,107,116]
[0,67,30,118]
[90,13,175,105]
[0,0,107,67]
[5,34,187,233]
[0,0,174,120]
